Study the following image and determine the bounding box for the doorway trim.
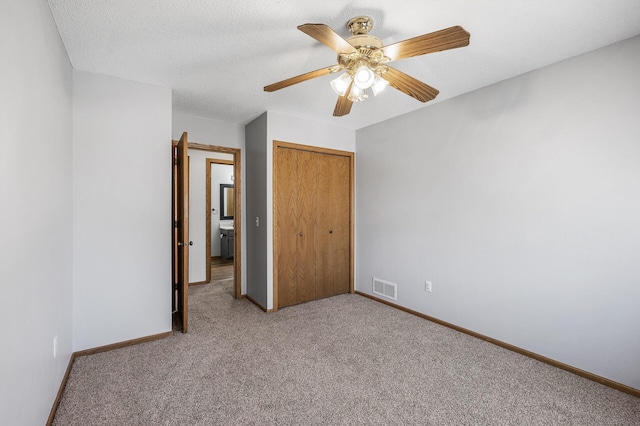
[206,157,234,284]
[189,142,242,299]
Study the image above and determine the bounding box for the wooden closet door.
[296,150,317,303]
[275,147,299,308]
[315,152,351,298]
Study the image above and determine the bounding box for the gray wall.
[356,36,640,389]
[245,113,269,306]
[73,71,173,350]
[0,0,73,423]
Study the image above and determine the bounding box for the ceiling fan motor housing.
[346,16,383,49]
[347,16,374,35]
[337,17,389,78]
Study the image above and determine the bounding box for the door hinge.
[173,220,179,228]
[173,158,178,166]
[173,283,178,291]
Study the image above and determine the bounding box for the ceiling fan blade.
[333,82,354,116]
[383,26,470,61]
[298,23,357,54]
[264,66,335,92]
[333,96,354,116]
[381,67,439,102]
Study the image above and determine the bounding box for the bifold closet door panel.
[296,150,317,303]
[275,147,299,308]
[316,153,350,298]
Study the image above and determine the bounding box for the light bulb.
[371,75,388,96]
[330,73,352,97]
[353,65,375,89]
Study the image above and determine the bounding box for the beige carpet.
[53,280,639,425]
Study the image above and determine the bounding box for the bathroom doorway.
[207,158,235,290]
[190,143,242,299]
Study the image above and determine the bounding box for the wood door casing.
[273,141,354,310]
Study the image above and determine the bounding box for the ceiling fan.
[264,16,470,117]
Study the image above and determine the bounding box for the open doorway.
[206,158,235,290]
[189,143,242,299]
[172,135,242,333]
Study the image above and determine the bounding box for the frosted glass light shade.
[371,76,388,96]
[353,65,375,89]
[347,84,367,102]
[330,73,352,96]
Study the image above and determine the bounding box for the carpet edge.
[355,291,640,399]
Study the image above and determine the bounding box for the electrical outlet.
[425,280,432,293]
[53,336,58,358]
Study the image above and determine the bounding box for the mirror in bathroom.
[220,184,234,220]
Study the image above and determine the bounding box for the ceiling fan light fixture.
[330,72,352,97]
[371,75,388,96]
[353,65,375,89]
[347,84,367,102]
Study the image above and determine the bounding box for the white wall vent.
[372,277,397,301]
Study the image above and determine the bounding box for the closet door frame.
[272,140,355,312]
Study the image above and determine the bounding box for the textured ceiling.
[48,0,640,130]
